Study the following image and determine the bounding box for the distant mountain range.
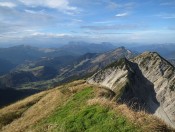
[0,50,174,131]
[0,46,136,108]
[60,47,136,82]
[0,47,136,90]
[1,43,175,91]
[128,43,175,59]
[0,42,175,129]
[0,42,117,76]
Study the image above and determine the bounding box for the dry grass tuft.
[0,91,47,114]
[1,89,65,132]
[0,91,48,130]
[0,80,88,132]
[87,96,174,132]
[62,80,86,88]
[59,80,92,95]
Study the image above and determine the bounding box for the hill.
[60,47,136,82]
[0,59,15,76]
[0,42,116,76]
[0,80,173,132]
[0,47,136,90]
[58,41,116,56]
[88,52,175,128]
[0,45,45,65]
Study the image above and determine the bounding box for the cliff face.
[132,52,175,128]
[87,52,175,128]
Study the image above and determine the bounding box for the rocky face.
[87,52,175,128]
[132,52,175,128]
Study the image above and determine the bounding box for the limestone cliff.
[87,52,175,128]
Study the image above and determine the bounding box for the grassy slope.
[34,87,138,132]
[0,80,173,132]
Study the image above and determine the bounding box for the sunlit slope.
[0,80,173,132]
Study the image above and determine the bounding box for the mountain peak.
[135,51,160,59]
[88,52,175,128]
[113,46,126,51]
[118,46,126,49]
[132,51,175,72]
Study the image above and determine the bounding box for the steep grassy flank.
[0,80,174,132]
[0,80,89,132]
[0,91,48,131]
[34,87,139,132]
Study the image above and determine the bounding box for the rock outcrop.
[87,52,175,128]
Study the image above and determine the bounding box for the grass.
[0,111,23,128]
[0,80,174,132]
[57,105,138,132]
[87,98,174,132]
[0,80,90,132]
[34,87,140,132]
[0,91,47,130]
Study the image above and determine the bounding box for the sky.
[0,0,175,46]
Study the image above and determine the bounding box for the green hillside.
[0,80,173,132]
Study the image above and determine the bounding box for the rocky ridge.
[88,52,175,128]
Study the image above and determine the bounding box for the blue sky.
[0,0,175,45]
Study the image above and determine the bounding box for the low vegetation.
[0,80,173,132]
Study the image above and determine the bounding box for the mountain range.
[0,45,134,108]
[0,43,116,75]
[0,43,175,131]
[0,47,135,91]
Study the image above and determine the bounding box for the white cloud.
[93,21,115,24]
[128,30,175,43]
[72,19,83,23]
[18,0,78,14]
[107,2,120,10]
[116,12,128,17]
[31,32,71,38]
[24,9,45,14]
[25,9,37,14]
[157,14,175,19]
[160,2,175,6]
[81,24,141,31]
[0,2,16,8]
[163,16,175,19]
[106,1,136,10]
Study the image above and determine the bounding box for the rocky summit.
[88,52,175,128]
